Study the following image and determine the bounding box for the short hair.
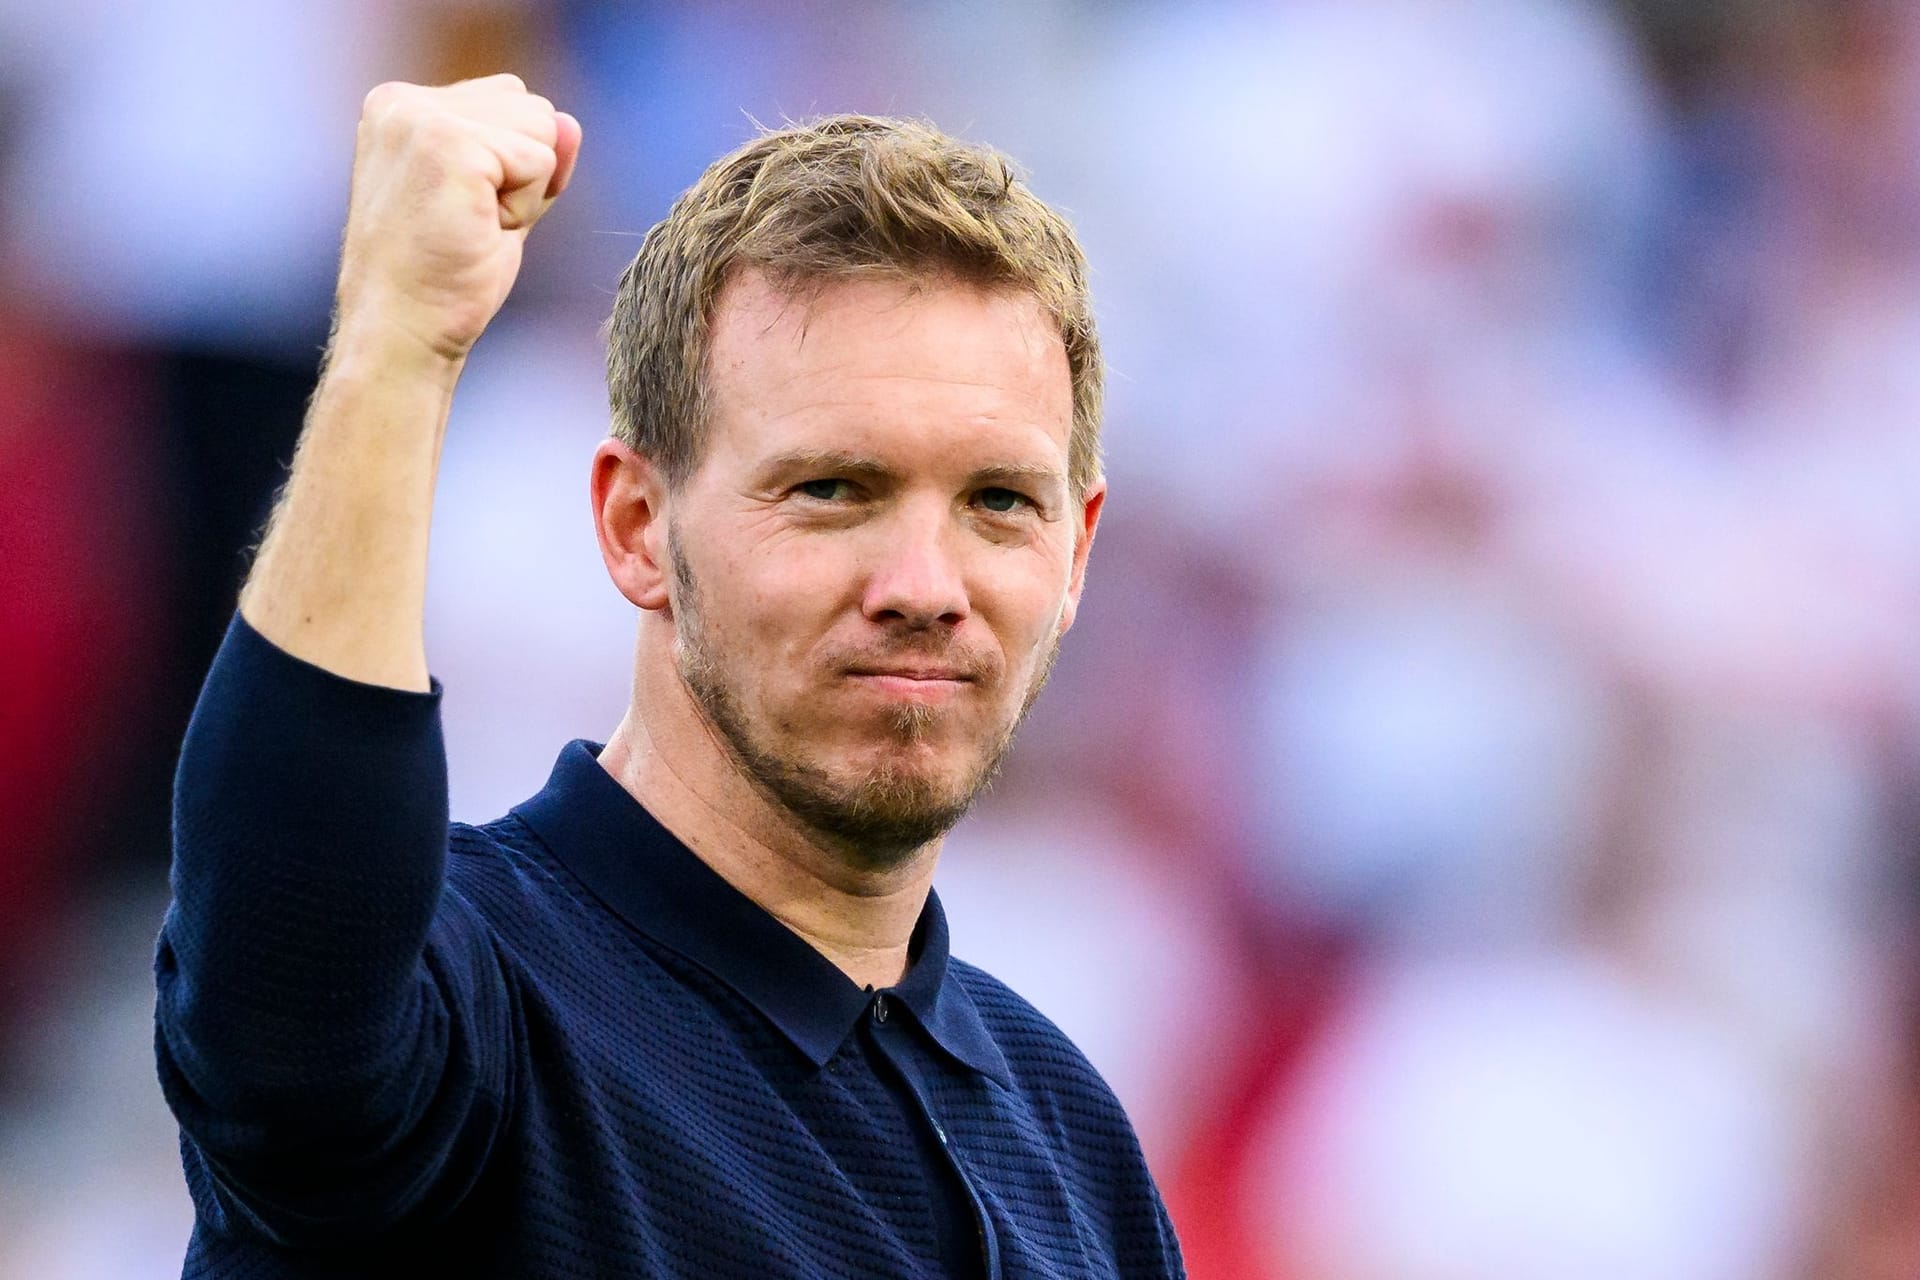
[605,115,1102,495]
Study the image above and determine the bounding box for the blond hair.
[605,115,1102,495]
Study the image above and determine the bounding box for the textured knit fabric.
[155,612,1185,1279]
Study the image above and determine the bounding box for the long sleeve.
[154,611,510,1245]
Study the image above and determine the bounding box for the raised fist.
[333,74,581,363]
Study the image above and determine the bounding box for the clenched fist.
[334,74,582,363]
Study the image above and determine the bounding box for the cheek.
[985,575,1072,673]
[724,549,854,675]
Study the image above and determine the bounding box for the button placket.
[869,1028,1001,1278]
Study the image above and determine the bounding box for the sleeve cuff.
[221,610,445,709]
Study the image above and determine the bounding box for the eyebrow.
[757,449,895,484]
[756,450,1067,497]
[966,462,1067,497]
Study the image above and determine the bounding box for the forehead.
[702,269,1074,469]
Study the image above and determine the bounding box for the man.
[155,75,1183,1278]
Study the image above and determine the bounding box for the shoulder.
[439,813,589,940]
[447,813,536,871]
[949,957,1134,1122]
[948,956,1073,1049]
[445,815,539,891]
[949,957,1184,1266]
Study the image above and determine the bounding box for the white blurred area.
[4,1,1920,1277]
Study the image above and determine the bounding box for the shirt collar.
[510,740,1011,1088]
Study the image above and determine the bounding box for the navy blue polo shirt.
[155,613,1184,1278]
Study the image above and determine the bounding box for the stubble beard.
[669,531,1058,870]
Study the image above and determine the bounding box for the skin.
[239,73,1098,990]
[241,75,580,691]
[592,270,1105,988]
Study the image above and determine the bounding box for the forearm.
[239,324,463,692]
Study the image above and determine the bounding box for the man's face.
[664,269,1101,866]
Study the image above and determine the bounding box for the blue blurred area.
[4,2,1919,1276]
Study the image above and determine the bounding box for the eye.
[796,478,854,502]
[975,487,1033,514]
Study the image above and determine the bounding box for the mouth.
[844,668,975,704]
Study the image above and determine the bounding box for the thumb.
[548,111,583,200]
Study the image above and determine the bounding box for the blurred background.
[4,0,1920,1275]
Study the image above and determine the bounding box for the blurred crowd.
[3,1,1919,1276]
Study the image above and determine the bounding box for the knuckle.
[521,100,560,145]
[361,80,408,120]
[504,139,557,184]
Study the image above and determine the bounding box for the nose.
[862,507,969,629]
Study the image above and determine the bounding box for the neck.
[596,646,938,991]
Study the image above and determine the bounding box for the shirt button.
[873,995,890,1024]
[934,1124,949,1146]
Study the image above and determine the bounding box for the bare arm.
[240,74,582,690]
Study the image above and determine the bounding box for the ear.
[591,438,673,612]
[1056,477,1106,636]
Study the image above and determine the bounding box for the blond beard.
[668,526,1056,867]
